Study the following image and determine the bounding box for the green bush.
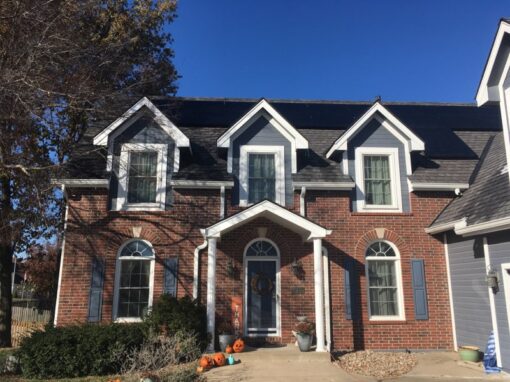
[145,295,208,350]
[17,323,148,379]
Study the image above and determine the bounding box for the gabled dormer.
[93,97,190,211]
[217,99,309,207]
[326,102,425,213]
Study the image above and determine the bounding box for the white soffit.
[217,99,309,149]
[93,97,190,147]
[325,102,425,158]
[476,20,510,106]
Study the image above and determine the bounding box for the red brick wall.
[58,186,454,351]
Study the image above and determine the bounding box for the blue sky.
[170,1,508,103]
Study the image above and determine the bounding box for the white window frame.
[355,147,402,213]
[116,143,167,211]
[239,145,285,207]
[365,240,406,321]
[113,239,155,323]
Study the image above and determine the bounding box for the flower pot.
[296,333,313,352]
[459,346,480,362]
[219,334,235,352]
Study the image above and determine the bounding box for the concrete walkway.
[205,346,510,382]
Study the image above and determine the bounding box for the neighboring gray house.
[427,19,510,370]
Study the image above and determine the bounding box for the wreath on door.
[250,273,274,295]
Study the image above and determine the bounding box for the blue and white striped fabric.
[484,331,501,373]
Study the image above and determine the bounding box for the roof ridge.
[149,95,480,107]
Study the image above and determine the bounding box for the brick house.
[54,20,510,359]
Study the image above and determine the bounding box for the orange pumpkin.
[225,345,234,354]
[213,352,226,367]
[233,338,245,353]
[199,355,214,369]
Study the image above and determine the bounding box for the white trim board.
[443,234,458,350]
[239,145,285,207]
[201,200,331,241]
[292,181,355,190]
[53,179,110,188]
[93,97,190,147]
[354,147,403,213]
[326,102,425,159]
[170,180,234,189]
[116,143,168,211]
[500,262,510,369]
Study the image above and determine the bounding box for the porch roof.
[201,200,331,241]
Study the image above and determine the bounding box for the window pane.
[117,259,151,318]
[128,151,158,203]
[369,288,398,316]
[248,154,276,203]
[368,260,396,287]
[364,155,392,205]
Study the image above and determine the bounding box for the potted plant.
[217,320,235,352]
[294,320,315,352]
[459,345,481,362]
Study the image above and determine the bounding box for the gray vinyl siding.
[487,231,510,369]
[232,114,293,206]
[347,119,410,212]
[110,116,175,210]
[447,234,492,351]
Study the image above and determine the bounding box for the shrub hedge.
[145,295,208,350]
[17,323,148,378]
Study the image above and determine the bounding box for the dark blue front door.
[246,260,277,336]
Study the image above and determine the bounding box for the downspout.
[300,186,306,216]
[322,247,331,352]
[54,185,69,326]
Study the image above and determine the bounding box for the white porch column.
[206,237,217,352]
[313,238,326,352]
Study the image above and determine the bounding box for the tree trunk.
[0,176,13,347]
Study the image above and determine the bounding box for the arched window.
[114,240,155,321]
[245,239,279,257]
[365,241,405,320]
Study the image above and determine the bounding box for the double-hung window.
[355,147,401,212]
[239,145,284,206]
[114,240,155,321]
[366,241,405,320]
[117,143,167,210]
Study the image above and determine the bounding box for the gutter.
[292,181,355,190]
[426,215,510,237]
[52,179,109,188]
[170,180,234,189]
[410,182,469,192]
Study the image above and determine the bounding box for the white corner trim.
[326,102,425,158]
[322,247,331,352]
[93,97,190,147]
[217,99,308,149]
[239,145,285,207]
[354,147,403,213]
[116,143,167,211]
[411,182,470,192]
[112,239,155,321]
[201,200,331,241]
[170,180,234,189]
[483,237,502,368]
[443,234,458,350]
[54,186,69,326]
[300,186,306,216]
[500,262,510,368]
[292,181,355,190]
[53,179,110,188]
[476,20,510,105]
[455,216,510,237]
[425,218,467,235]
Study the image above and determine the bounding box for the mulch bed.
[336,350,417,379]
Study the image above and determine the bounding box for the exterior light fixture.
[291,257,302,277]
[486,265,499,290]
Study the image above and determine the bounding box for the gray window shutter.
[411,259,429,320]
[87,258,105,322]
[344,258,358,320]
[164,257,178,296]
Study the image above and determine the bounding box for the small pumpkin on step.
[233,338,245,353]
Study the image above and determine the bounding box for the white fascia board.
[93,97,190,147]
[425,218,467,235]
[476,21,510,106]
[217,99,308,149]
[326,102,425,158]
[170,180,234,189]
[53,179,109,188]
[292,181,355,190]
[201,200,331,241]
[411,182,470,191]
[455,216,510,237]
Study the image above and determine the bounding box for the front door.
[246,260,278,336]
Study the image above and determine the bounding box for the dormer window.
[117,143,167,211]
[239,145,284,206]
[355,147,402,212]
